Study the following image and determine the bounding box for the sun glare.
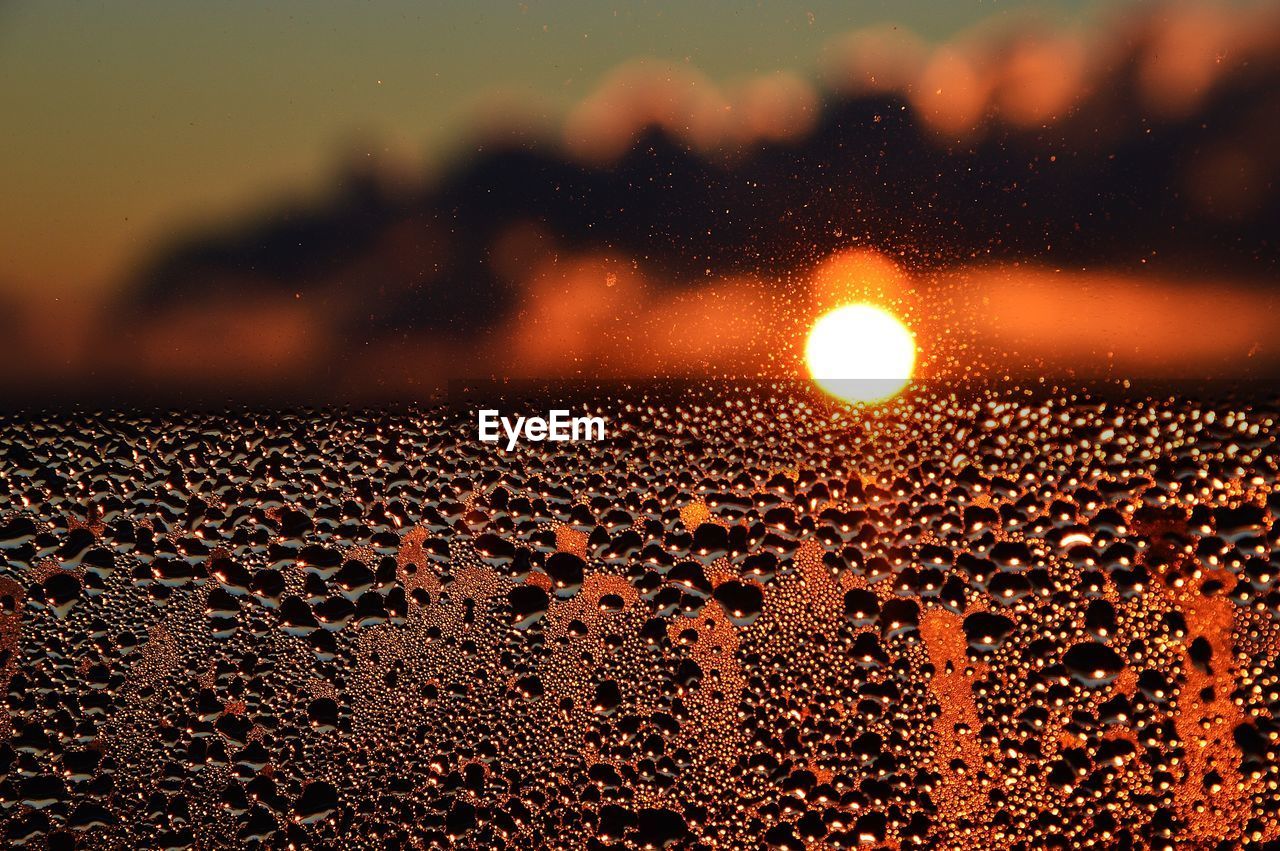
[805,303,916,403]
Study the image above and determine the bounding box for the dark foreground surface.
[2,384,1279,849]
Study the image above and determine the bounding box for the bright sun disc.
[805,303,916,403]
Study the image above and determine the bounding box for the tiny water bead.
[0,383,1278,848]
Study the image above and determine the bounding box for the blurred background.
[2,0,1279,405]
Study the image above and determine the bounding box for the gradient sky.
[3,0,1113,304]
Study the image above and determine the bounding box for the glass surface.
[3,2,1280,847]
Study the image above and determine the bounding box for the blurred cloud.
[960,267,1280,379]
[564,61,820,161]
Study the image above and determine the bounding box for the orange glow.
[810,249,907,313]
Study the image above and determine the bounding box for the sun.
[805,303,916,403]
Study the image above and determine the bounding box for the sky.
[0,0,1105,304]
[1,0,1278,402]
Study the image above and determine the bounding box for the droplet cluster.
[1,384,1279,848]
